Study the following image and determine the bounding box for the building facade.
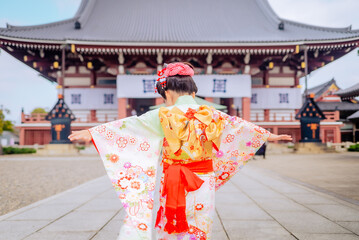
[1,0,358,145]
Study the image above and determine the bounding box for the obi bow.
[158,105,224,157]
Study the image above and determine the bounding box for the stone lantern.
[295,93,326,142]
[45,97,76,144]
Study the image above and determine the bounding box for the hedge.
[2,147,36,154]
[348,144,359,152]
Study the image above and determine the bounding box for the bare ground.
[1,151,359,217]
[249,152,359,201]
[0,155,105,216]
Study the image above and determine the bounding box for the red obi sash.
[155,160,213,234]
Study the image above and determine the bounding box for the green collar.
[174,95,197,105]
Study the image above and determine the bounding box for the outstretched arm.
[68,129,92,142]
[267,133,292,142]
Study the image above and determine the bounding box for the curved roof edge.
[4,18,76,31]
[336,82,359,98]
[1,0,359,45]
[76,0,96,29]
[74,0,90,18]
[282,19,359,33]
[256,0,359,33]
[2,0,87,31]
[256,0,281,25]
[0,34,359,47]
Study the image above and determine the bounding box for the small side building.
[307,79,359,142]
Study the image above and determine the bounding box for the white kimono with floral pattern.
[88,95,270,240]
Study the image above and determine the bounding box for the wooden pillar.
[264,109,270,121]
[118,98,127,119]
[241,97,251,121]
[205,97,213,103]
[263,70,269,86]
[273,126,279,144]
[320,127,325,143]
[334,126,341,143]
[294,71,300,86]
[354,123,357,142]
[228,98,236,116]
[20,128,25,146]
[155,97,164,105]
[90,109,97,122]
[90,70,96,86]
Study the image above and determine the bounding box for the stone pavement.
[1,165,359,240]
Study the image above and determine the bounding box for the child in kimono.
[68,62,292,240]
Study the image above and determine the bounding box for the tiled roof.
[0,0,359,45]
[307,79,338,99]
[348,110,359,120]
[335,83,359,98]
[317,102,359,111]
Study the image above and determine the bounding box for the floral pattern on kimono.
[88,95,271,240]
[89,110,164,240]
[154,103,270,240]
[212,110,271,189]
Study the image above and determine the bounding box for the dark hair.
[156,62,198,100]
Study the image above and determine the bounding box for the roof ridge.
[76,0,97,29]
[308,78,336,92]
[74,0,90,18]
[1,18,77,32]
[282,19,359,34]
[0,0,87,32]
[255,0,281,27]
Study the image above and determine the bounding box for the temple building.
[0,0,358,145]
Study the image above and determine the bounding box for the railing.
[21,113,48,123]
[22,110,341,124]
[250,112,296,122]
[250,110,341,122]
[21,112,117,123]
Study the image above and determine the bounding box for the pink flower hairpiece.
[155,62,195,92]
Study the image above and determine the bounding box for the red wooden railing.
[21,112,117,123]
[250,110,340,122]
[22,110,340,124]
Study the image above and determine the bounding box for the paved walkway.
[1,165,359,240]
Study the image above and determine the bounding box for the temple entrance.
[128,98,156,116]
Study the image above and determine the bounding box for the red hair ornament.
[155,62,195,92]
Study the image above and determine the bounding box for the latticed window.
[212,79,227,93]
[143,79,156,93]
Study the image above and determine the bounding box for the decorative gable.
[45,98,76,121]
[295,94,326,120]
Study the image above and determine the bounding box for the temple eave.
[1,37,358,50]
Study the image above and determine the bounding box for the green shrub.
[2,147,36,154]
[348,144,359,152]
[75,145,85,150]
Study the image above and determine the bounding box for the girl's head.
[156,62,198,104]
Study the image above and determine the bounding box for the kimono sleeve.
[213,111,271,189]
[88,109,164,239]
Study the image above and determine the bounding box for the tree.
[3,120,14,132]
[31,108,47,114]
[0,108,15,155]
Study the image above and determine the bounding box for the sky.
[0,0,358,124]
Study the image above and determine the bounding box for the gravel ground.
[0,155,106,216]
[249,152,359,201]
